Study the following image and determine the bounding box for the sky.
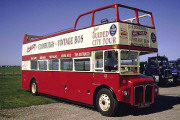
[0,0,180,66]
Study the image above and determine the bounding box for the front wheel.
[96,88,117,116]
[30,79,38,96]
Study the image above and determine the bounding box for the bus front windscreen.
[120,50,139,75]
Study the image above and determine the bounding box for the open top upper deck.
[22,4,158,57]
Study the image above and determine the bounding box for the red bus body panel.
[22,71,95,104]
[22,70,158,106]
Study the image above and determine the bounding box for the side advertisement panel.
[123,24,157,48]
[22,23,119,56]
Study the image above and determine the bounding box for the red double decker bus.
[22,4,158,116]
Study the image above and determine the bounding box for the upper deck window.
[118,7,137,24]
[118,6,154,27]
[138,11,152,27]
[94,8,116,25]
[76,13,92,29]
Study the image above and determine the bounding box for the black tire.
[173,76,178,84]
[96,88,117,116]
[30,79,38,96]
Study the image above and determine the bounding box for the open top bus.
[22,4,158,116]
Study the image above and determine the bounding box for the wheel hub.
[99,94,111,111]
[31,83,36,94]
[102,101,105,105]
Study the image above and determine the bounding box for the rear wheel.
[96,88,117,116]
[30,80,38,96]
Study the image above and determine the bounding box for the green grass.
[0,76,59,110]
[0,67,21,75]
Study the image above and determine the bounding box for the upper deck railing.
[74,4,154,29]
[23,4,155,44]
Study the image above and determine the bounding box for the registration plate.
[168,78,173,82]
[138,103,150,108]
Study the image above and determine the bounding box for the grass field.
[0,67,21,75]
[0,75,59,110]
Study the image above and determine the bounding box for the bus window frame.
[73,57,91,72]
[74,4,155,30]
[119,50,140,75]
[48,59,59,71]
[60,58,73,71]
[94,50,104,72]
[38,60,48,71]
[93,49,120,73]
[30,60,38,70]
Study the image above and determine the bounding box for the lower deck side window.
[75,58,90,71]
[39,60,47,70]
[61,59,72,70]
[49,59,59,70]
[31,60,37,70]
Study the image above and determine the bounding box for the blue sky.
[1,0,180,66]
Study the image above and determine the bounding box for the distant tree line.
[0,66,21,76]
[0,65,21,67]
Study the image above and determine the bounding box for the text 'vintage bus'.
[22,4,158,116]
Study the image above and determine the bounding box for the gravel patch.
[1,85,180,120]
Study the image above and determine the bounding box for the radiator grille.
[135,86,143,105]
[134,85,153,106]
[164,69,172,78]
[145,85,153,103]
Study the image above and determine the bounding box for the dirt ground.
[1,85,180,120]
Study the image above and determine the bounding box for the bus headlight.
[162,75,164,78]
[123,90,128,96]
[154,88,158,93]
